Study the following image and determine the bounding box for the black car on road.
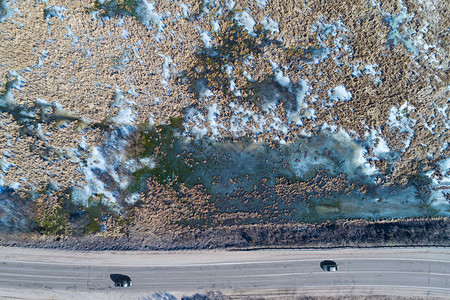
[110,274,132,287]
[320,260,338,271]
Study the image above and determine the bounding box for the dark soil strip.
[1,217,448,251]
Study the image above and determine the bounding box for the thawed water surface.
[73,123,448,224]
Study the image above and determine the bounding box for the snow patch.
[328,85,352,102]
[270,61,290,87]
[140,157,155,168]
[121,29,130,39]
[255,0,267,8]
[72,147,115,206]
[136,0,165,32]
[363,64,382,85]
[381,1,418,55]
[274,69,290,87]
[357,149,379,176]
[365,129,390,158]
[226,0,236,10]
[112,107,135,126]
[179,3,190,18]
[200,31,212,48]
[210,19,220,32]
[9,182,19,190]
[233,11,256,35]
[0,0,21,23]
[387,102,416,150]
[373,136,390,156]
[160,55,173,86]
[436,104,447,118]
[0,157,13,172]
[79,137,87,150]
[44,5,67,23]
[207,103,222,137]
[111,86,125,107]
[260,16,279,34]
[72,127,143,208]
[229,79,241,97]
[184,107,208,138]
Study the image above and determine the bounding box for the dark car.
[320,260,338,271]
[110,274,132,287]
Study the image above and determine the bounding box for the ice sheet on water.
[173,126,393,198]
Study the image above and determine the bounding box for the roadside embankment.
[1,217,448,251]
